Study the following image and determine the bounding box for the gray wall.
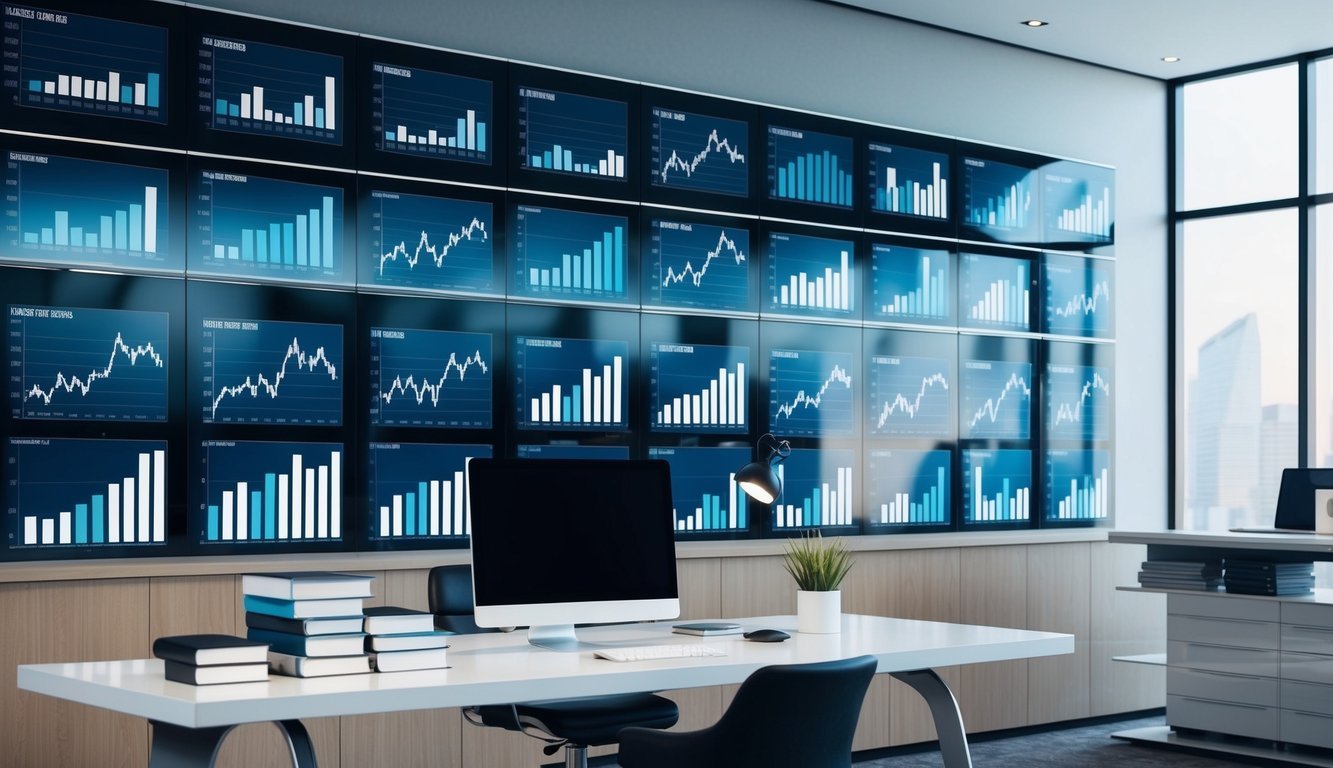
[196,0,1169,530]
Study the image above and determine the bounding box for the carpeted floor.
[852,714,1251,767]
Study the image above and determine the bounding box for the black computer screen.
[467,458,679,608]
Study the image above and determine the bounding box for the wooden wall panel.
[1089,542,1165,715]
[883,549,963,747]
[719,555,792,618]
[1026,543,1092,724]
[958,545,1029,734]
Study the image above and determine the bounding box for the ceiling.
[832,0,1333,79]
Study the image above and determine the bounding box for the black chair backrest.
[427,564,497,634]
[709,655,876,766]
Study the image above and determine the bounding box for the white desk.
[17,614,1073,768]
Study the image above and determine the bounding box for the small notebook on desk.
[672,622,742,637]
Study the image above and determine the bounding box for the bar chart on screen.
[866,449,951,527]
[867,355,952,438]
[769,348,854,437]
[9,305,169,422]
[649,342,748,434]
[518,86,627,179]
[961,358,1031,440]
[364,190,494,294]
[963,449,1031,524]
[870,244,951,324]
[767,125,853,208]
[649,446,751,533]
[6,437,167,549]
[3,150,176,271]
[367,442,491,540]
[962,157,1036,236]
[648,219,751,312]
[771,448,855,530]
[1045,449,1110,522]
[1042,161,1114,245]
[651,107,748,197]
[512,205,628,303]
[514,336,627,431]
[202,317,343,425]
[200,34,342,144]
[4,5,167,124]
[199,440,342,543]
[868,143,949,219]
[371,62,491,163]
[1045,363,1111,442]
[960,252,1030,331]
[370,327,492,429]
[766,231,855,316]
[192,170,345,284]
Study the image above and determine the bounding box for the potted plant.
[783,531,853,633]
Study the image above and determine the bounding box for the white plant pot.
[796,589,842,634]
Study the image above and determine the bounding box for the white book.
[242,572,375,600]
[370,647,449,673]
[267,651,371,678]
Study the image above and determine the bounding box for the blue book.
[246,627,368,657]
[242,594,365,619]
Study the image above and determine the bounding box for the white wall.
[196,0,1169,530]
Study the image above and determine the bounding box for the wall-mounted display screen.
[1042,253,1114,338]
[765,228,856,319]
[768,447,857,532]
[516,443,629,460]
[513,335,628,432]
[1044,356,1112,443]
[649,445,752,534]
[648,342,748,434]
[369,327,492,429]
[366,441,491,541]
[644,213,754,314]
[510,202,634,306]
[518,85,627,180]
[651,107,749,198]
[194,439,344,546]
[1041,160,1114,247]
[868,242,953,326]
[767,124,853,209]
[867,142,948,221]
[962,448,1032,526]
[200,317,343,426]
[372,62,491,164]
[865,448,952,529]
[1044,448,1109,523]
[959,251,1032,332]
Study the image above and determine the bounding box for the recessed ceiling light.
[1021,19,1049,27]
[1162,56,1181,63]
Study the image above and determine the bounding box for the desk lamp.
[735,433,791,504]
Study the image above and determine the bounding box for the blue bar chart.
[370,327,492,428]
[202,34,342,144]
[961,359,1031,440]
[648,219,750,312]
[518,86,627,179]
[367,442,492,540]
[517,444,630,460]
[767,232,855,315]
[202,318,343,425]
[650,107,748,197]
[199,440,342,543]
[1045,363,1111,441]
[7,437,167,548]
[963,449,1031,524]
[1043,254,1114,337]
[365,190,494,294]
[514,336,627,430]
[772,448,855,529]
[868,143,949,219]
[769,349,854,437]
[870,244,950,323]
[5,5,166,123]
[961,252,1030,330]
[767,125,853,208]
[372,62,491,163]
[867,449,951,526]
[649,342,748,433]
[962,157,1036,233]
[1045,449,1110,521]
[193,170,344,284]
[649,446,751,533]
[9,305,168,422]
[4,150,174,271]
[1042,162,1114,244]
[512,205,628,302]
[868,355,952,438]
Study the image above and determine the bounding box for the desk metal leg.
[149,719,317,768]
[890,669,973,768]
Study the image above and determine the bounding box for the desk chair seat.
[427,565,679,768]
[617,654,877,768]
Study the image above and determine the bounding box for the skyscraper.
[1188,313,1261,528]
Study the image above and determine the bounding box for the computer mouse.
[743,629,790,643]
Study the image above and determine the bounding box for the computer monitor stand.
[526,624,583,652]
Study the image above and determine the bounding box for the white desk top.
[17,614,1072,729]
[1110,529,1333,554]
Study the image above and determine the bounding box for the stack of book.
[152,634,270,685]
[243,571,375,678]
[1224,559,1315,596]
[1136,560,1223,590]
[363,606,450,672]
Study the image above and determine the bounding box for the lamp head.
[736,433,790,505]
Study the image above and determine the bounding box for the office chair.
[617,654,878,768]
[427,565,679,768]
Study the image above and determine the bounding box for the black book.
[153,634,269,666]
[1224,559,1315,573]
[163,659,269,685]
[245,611,367,637]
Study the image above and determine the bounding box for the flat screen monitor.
[467,458,680,649]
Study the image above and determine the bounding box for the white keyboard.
[593,644,727,662]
